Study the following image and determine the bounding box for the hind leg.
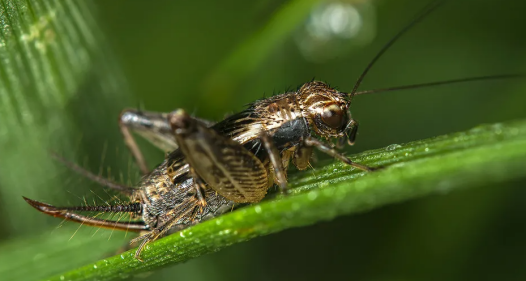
[119,109,216,174]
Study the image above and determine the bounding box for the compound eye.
[321,104,345,129]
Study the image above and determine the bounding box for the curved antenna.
[354,74,525,96]
[349,0,444,100]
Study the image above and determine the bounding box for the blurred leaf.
[202,0,321,108]
[0,0,130,237]
[0,229,127,281]
[3,119,524,281]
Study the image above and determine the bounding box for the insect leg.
[292,144,314,171]
[119,109,216,175]
[119,109,156,175]
[190,167,208,209]
[304,137,376,172]
[23,197,148,231]
[119,109,172,175]
[260,133,289,193]
[130,197,199,261]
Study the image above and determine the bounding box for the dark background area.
[1,0,526,280]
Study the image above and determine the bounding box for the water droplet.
[93,264,98,269]
[254,205,262,214]
[424,147,429,152]
[470,125,485,133]
[308,190,319,201]
[120,255,125,259]
[118,273,130,279]
[60,276,65,281]
[295,1,373,62]
[215,218,223,225]
[491,123,503,134]
[179,232,185,238]
[386,144,402,151]
[318,181,329,188]
[291,202,300,211]
[218,229,232,236]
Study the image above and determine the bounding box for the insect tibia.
[22,197,148,231]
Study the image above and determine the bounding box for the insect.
[23,1,521,260]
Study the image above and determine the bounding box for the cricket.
[22,0,522,260]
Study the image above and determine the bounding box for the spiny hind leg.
[130,220,193,261]
[130,226,177,261]
[304,137,376,172]
[130,199,199,261]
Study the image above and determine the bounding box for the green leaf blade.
[42,119,526,281]
[0,0,131,237]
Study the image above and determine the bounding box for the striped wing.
[172,112,269,203]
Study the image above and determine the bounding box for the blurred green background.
[1,0,526,280]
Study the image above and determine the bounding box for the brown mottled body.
[24,81,374,260]
[133,81,367,237]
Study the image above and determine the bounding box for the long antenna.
[354,74,525,96]
[349,0,444,100]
